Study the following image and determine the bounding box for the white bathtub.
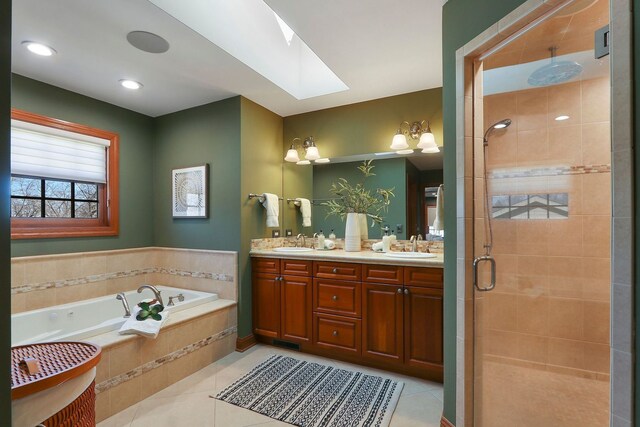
[11,286,218,346]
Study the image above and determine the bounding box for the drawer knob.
[404,288,409,295]
[397,288,402,293]
[332,295,338,301]
[332,268,338,274]
[332,330,338,336]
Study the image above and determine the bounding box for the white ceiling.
[11,0,443,118]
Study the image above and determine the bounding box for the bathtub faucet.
[167,293,185,306]
[137,284,164,307]
[116,292,131,318]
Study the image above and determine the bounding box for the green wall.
[239,97,283,338]
[634,1,640,423]
[442,0,529,424]
[153,97,242,252]
[312,158,407,239]
[10,75,156,256]
[282,88,443,234]
[0,0,11,419]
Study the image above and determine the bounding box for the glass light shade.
[23,41,56,56]
[305,146,320,160]
[296,160,311,165]
[421,146,440,154]
[390,132,409,150]
[396,149,414,155]
[284,148,300,162]
[315,158,330,163]
[417,131,436,148]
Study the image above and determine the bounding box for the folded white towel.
[372,241,384,252]
[324,239,336,250]
[261,193,280,228]
[433,185,444,232]
[296,198,312,227]
[118,305,169,339]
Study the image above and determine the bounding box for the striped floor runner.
[215,355,404,427]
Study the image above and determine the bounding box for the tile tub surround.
[10,247,238,313]
[98,344,444,427]
[92,300,238,422]
[251,237,444,254]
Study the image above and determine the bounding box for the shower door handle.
[473,255,496,292]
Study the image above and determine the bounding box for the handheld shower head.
[483,119,512,143]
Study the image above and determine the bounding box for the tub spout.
[116,292,131,318]
[137,284,164,307]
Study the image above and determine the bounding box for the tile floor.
[97,344,444,427]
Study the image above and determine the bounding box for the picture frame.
[172,164,209,218]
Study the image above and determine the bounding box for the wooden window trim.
[10,108,119,239]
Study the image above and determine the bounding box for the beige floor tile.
[131,392,215,427]
[99,344,443,427]
[389,391,443,427]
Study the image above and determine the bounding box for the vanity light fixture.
[391,120,439,153]
[284,136,325,165]
[119,79,143,90]
[22,41,56,56]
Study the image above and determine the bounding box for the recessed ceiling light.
[119,79,143,90]
[555,115,570,121]
[22,41,56,56]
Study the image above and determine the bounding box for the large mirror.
[282,150,443,240]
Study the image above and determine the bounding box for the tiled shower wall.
[10,247,238,313]
[477,76,611,378]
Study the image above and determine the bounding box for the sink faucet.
[410,234,423,252]
[296,233,306,248]
[116,292,131,318]
[137,284,164,306]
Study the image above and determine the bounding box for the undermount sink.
[273,247,314,253]
[384,252,437,259]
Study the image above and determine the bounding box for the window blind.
[11,119,110,184]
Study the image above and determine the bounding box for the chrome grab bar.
[473,255,496,292]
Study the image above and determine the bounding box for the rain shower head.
[483,119,512,143]
[528,47,583,87]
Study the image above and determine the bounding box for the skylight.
[149,0,349,100]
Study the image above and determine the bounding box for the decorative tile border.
[251,237,444,253]
[491,164,611,180]
[95,325,237,394]
[11,267,234,295]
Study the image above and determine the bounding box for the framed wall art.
[172,164,208,218]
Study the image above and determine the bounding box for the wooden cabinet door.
[253,272,280,338]
[404,285,443,373]
[362,282,404,364]
[281,275,313,343]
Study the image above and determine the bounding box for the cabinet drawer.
[362,264,404,284]
[313,278,361,318]
[313,262,361,281]
[252,257,280,274]
[281,259,312,276]
[313,313,361,355]
[404,267,443,289]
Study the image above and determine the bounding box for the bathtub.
[11,286,218,346]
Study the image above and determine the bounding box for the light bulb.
[120,79,143,90]
[284,148,300,162]
[22,41,56,56]
[390,132,409,150]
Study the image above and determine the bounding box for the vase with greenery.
[322,160,394,251]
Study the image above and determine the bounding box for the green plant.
[322,160,395,226]
[136,301,164,321]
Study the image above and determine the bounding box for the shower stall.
[454,0,630,425]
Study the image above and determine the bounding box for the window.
[10,109,119,239]
[492,193,569,220]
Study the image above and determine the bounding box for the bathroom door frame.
[454,0,634,426]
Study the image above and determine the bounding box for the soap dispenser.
[316,230,325,250]
[382,229,391,253]
[329,229,336,240]
[389,228,397,245]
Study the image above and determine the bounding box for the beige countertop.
[250,248,444,268]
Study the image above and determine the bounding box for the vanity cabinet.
[252,256,443,381]
[252,258,313,344]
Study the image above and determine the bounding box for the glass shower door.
[473,0,611,425]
